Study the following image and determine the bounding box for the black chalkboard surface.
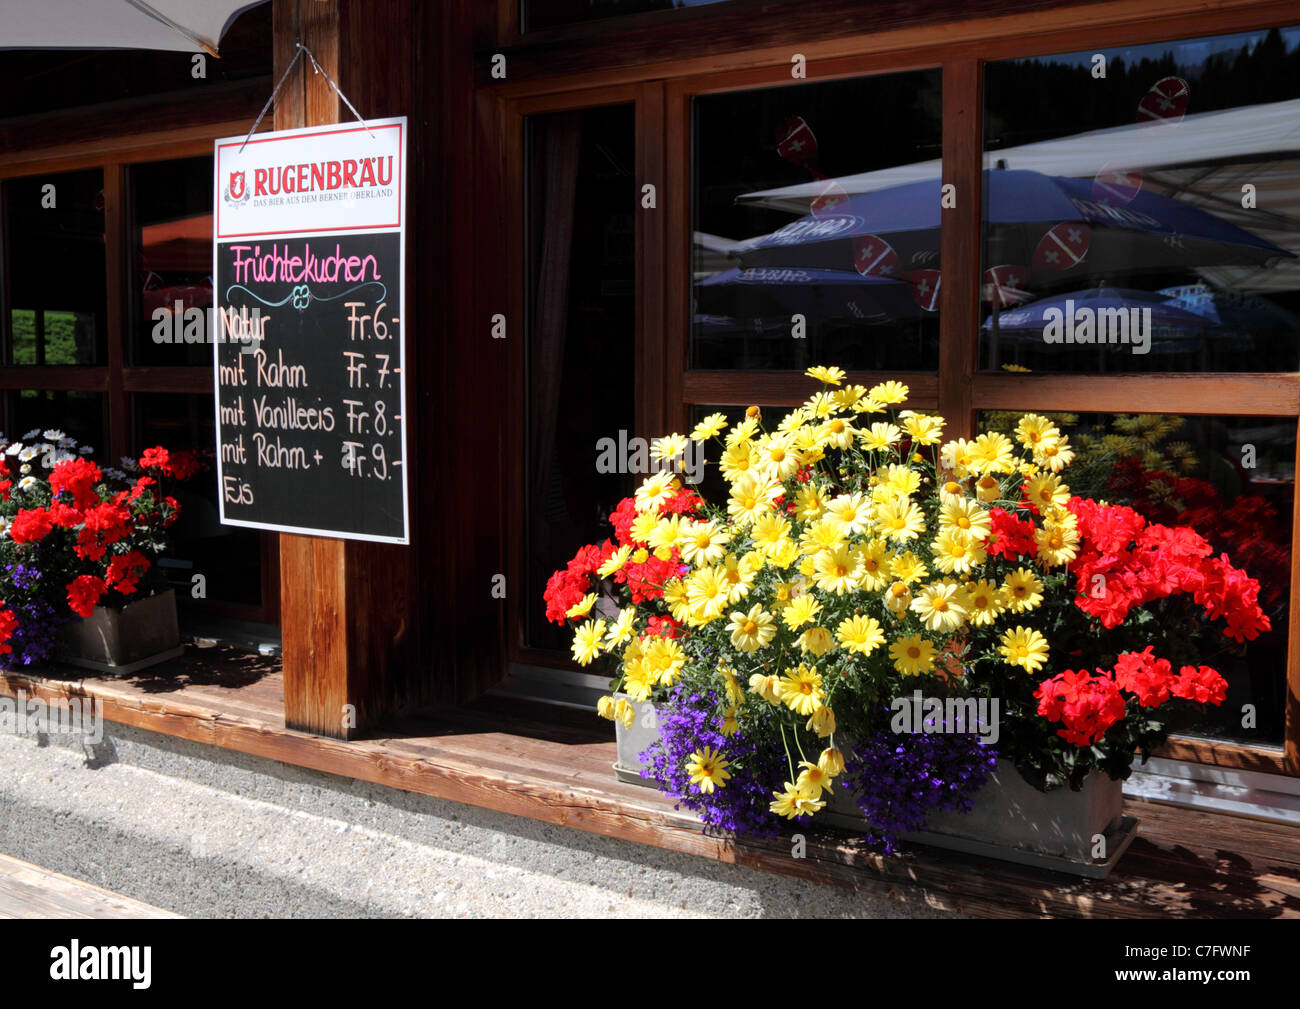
[213,229,407,542]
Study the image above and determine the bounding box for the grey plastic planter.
[612,697,1137,877]
[824,757,1138,878]
[57,588,185,675]
[612,693,662,785]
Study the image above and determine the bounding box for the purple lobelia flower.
[638,686,788,838]
[841,709,998,853]
[0,563,68,670]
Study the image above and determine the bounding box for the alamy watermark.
[595,429,704,484]
[0,690,104,745]
[890,689,1000,745]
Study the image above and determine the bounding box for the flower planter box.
[614,698,1137,878]
[56,588,185,675]
[824,758,1139,879]
[612,693,661,785]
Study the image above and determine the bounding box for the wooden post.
[272,0,413,738]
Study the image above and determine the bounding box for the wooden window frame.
[0,124,280,626]
[491,0,1300,776]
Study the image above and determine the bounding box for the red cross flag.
[853,234,901,278]
[1033,222,1090,271]
[981,265,1031,308]
[908,269,942,312]
[810,176,850,218]
[776,116,819,169]
[1137,76,1190,126]
[1091,165,1143,207]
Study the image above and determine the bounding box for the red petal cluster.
[1036,647,1229,746]
[49,457,102,510]
[1067,497,1271,643]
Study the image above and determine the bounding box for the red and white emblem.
[1091,165,1143,206]
[853,234,900,278]
[1137,76,1189,125]
[810,176,849,217]
[776,116,819,169]
[230,171,245,200]
[907,269,942,312]
[981,265,1031,308]
[1033,222,1090,271]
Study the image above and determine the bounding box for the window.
[0,4,275,628]
[2,169,106,367]
[500,9,1300,774]
[523,104,636,653]
[692,71,943,372]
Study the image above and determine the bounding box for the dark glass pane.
[981,28,1300,374]
[133,393,262,609]
[526,0,731,32]
[692,70,943,371]
[3,170,105,366]
[525,105,636,652]
[981,409,1291,746]
[130,157,214,367]
[3,390,105,452]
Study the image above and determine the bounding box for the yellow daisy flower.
[727,604,776,651]
[998,625,1050,673]
[565,593,597,619]
[836,613,885,655]
[779,663,825,716]
[911,581,968,633]
[634,470,680,512]
[890,634,936,676]
[806,365,846,386]
[962,579,1005,626]
[782,593,823,630]
[869,379,909,405]
[860,421,901,452]
[571,619,607,666]
[807,705,836,737]
[685,746,731,794]
[1003,567,1044,613]
[691,412,728,441]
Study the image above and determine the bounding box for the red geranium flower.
[0,606,16,655]
[106,551,151,595]
[49,456,102,510]
[139,446,170,471]
[9,507,54,543]
[66,575,108,618]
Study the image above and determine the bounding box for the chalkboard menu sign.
[212,119,408,544]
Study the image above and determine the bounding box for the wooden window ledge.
[2,646,1298,918]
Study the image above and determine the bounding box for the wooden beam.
[273,0,419,738]
[481,0,1299,96]
[683,370,941,409]
[1288,416,1300,775]
[103,163,127,463]
[938,60,982,442]
[973,372,1300,418]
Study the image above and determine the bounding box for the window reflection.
[981,28,1300,373]
[130,157,214,366]
[692,71,943,371]
[2,170,106,366]
[982,409,1292,745]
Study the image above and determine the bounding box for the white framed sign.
[211,117,409,544]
